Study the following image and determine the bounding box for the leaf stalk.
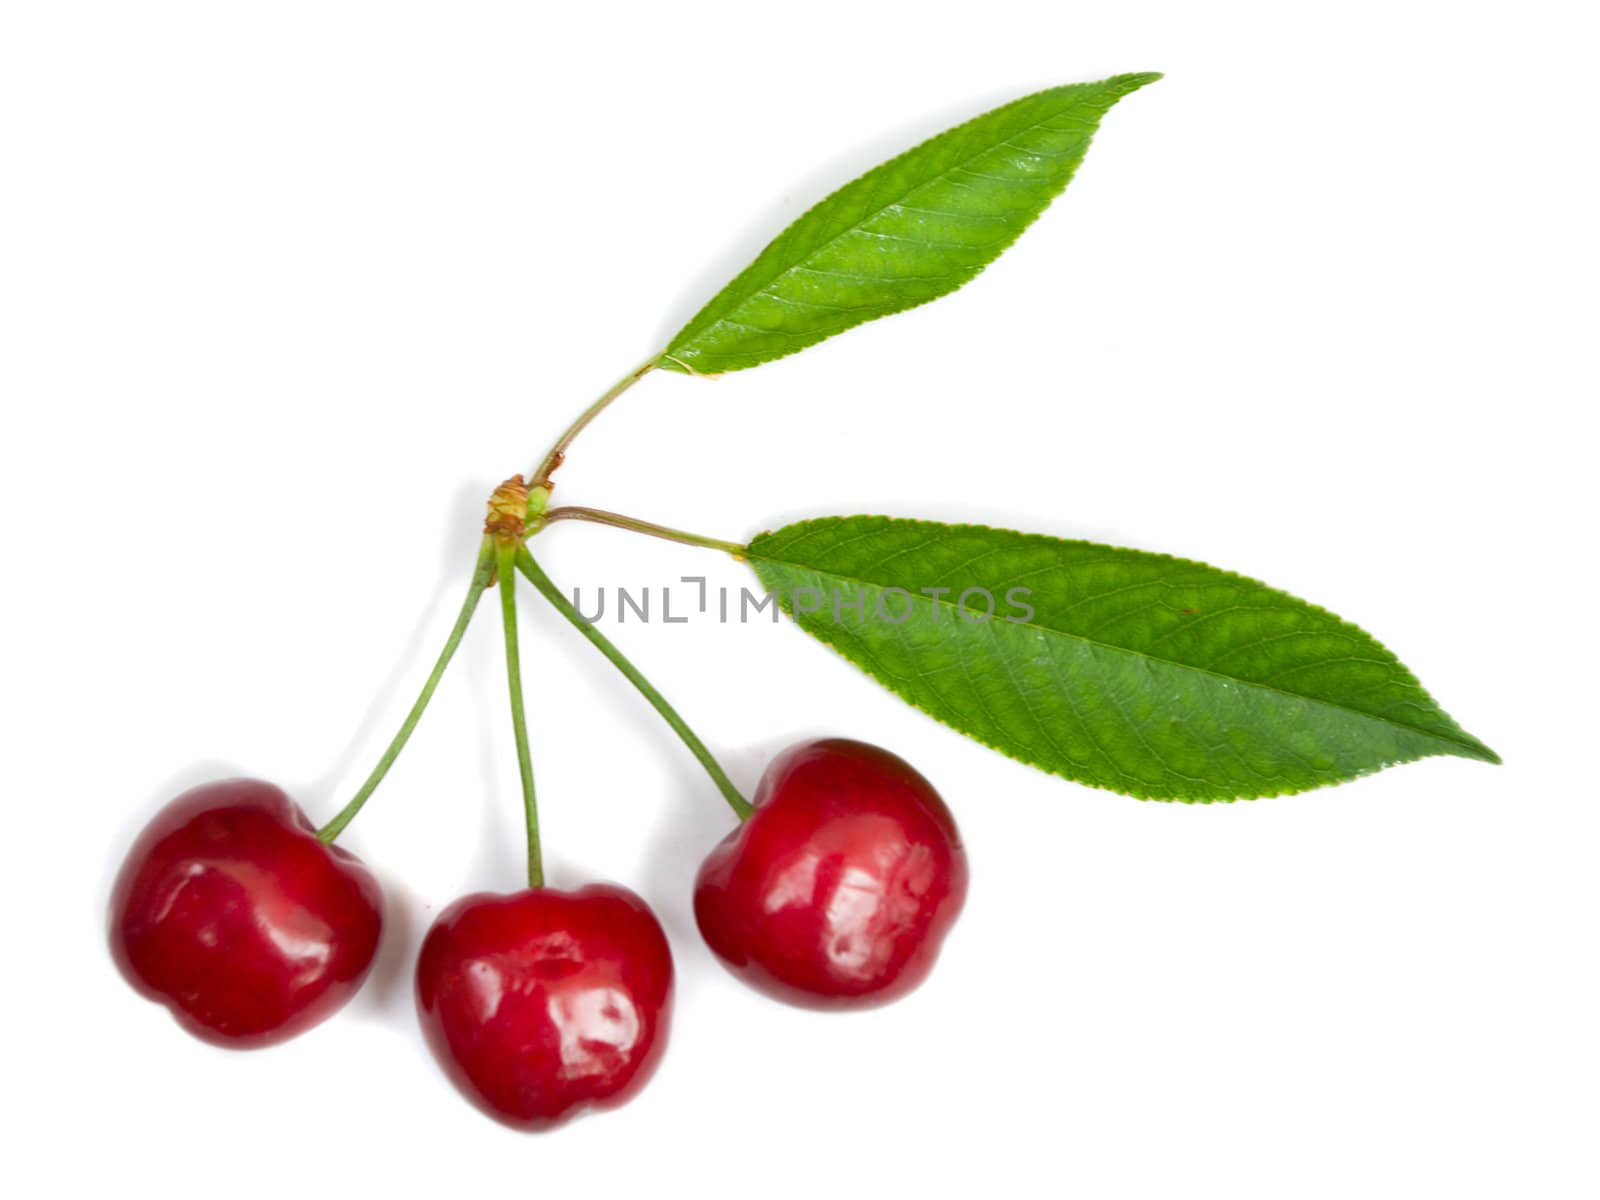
[537,506,747,558]
[530,358,660,491]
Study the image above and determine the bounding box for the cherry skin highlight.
[694,737,967,1009]
[109,778,384,1047]
[416,885,674,1131]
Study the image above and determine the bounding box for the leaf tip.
[1439,726,1500,766]
[1108,71,1164,94]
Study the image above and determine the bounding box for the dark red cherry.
[109,778,384,1047]
[416,885,674,1130]
[694,737,967,1009]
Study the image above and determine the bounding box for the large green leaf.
[746,517,1497,801]
[661,74,1159,375]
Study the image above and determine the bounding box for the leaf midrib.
[749,549,1491,760]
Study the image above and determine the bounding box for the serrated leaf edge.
[747,515,1500,802]
[662,72,1162,374]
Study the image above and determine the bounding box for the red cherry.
[416,885,674,1130]
[109,778,384,1047]
[694,738,968,1009]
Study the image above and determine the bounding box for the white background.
[3,2,1595,1196]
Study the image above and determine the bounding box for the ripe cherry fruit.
[694,738,968,1009]
[416,884,674,1130]
[109,778,384,1047]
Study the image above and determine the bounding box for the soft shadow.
[651,83,1038,348]
[636,751,737,1006]
[296,479,489,808]
[348,865,419,1029]
[639,751,738,937]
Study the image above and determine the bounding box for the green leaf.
[662,73,1159,375]
[746,517,1498,802]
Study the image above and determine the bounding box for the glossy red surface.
[416,885,674,1130]
[694,738,968,1008]
[109,778,384,1047]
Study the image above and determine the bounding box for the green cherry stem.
[496,540,547,889]
[318,537,497,844]
[537,506,747,558]
[530,358,659,491]
[514,546,754,821]
[496,541,544,888]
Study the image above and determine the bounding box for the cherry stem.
[531,359,659,491]
[317,538,497,844]
[515,547,753,821]
[538,506,747,558]
[495,542,545,888]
